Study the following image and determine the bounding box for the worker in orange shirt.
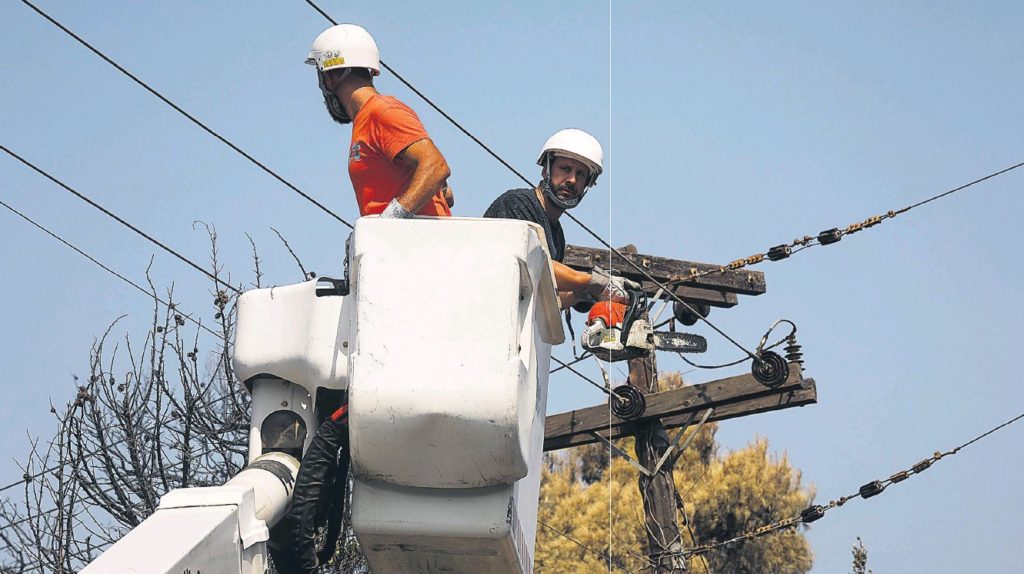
[306,24,453,219]
[270,25,455,574]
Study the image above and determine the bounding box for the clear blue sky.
[2,1,1023,572]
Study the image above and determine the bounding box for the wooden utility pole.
[543,244,818,573]
[629,341,688,572]
[613,244,686,572]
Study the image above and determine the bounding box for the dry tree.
[0,230,366,573]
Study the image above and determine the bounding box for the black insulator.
[889,470,910,483]
[673,301,710,326]
[784,335,804,369]
[912,459,933,474]
[751,351,789,387]
[800,505,826,523]
[610,385,646,420]
[572,300,595,314]
[859,480,886,499]
[767,244,792,261]
[817,228,843,245]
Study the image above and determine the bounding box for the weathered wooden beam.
[639,280,738,309]
[544,366,815,451]
[563,244,767,297]
[657,382,816,429]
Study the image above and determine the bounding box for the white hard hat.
[536,128,604,186]
[305,24,380,76]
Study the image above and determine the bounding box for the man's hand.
[442,183,455,208]
[583,266,641,304]
[380,197,415,219]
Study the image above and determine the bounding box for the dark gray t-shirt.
[483,188,565,262]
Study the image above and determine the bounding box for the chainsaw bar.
[652,332,707,353]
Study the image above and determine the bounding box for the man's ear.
[541,166,549,180]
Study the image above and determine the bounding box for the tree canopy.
[536,373,815,573]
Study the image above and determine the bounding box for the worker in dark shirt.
[484,128,636,307]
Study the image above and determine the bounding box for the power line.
[0,191,240,503]
[538,519,639,572]
[550,352,592,374]
[0,190,621,566]
[671,159,1024,286]
[0,191,623,554]
[0,392,239,505]
[314,8,702,567]
[18,0,354,230]
[306,1,647,394]
[550,356,612,395]
[0,199,221,339]
[24,0,1020,369]
[303,0,762,369]
[0,144,240,296]
[0,147,611,558]
[0,468,55,496]
[0,390,240,535]
[0,252,237,500]
[0,508,58,535]
[681,406,1024,558]
[26,4,1022,566]
[12,3,654,566]
[303,0,534,187]
[13,538,113,574]
[16,0,609,386]
[23,0,754,393]
[2,148,610,411]
[305,0,1020,373]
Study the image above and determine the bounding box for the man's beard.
[555,183,576,197]
[323,94,351,125]
[542,179,583,210]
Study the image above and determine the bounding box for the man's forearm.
[399,159,450,213]
[553,261,591,292]
[396,139,451,214]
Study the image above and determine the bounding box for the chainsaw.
[581,288,707,362]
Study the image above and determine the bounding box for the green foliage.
[536,372,814,573]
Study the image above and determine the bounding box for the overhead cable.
[303,0,534,187]
[16,0,608,389]
[681,407,1024,557]
[537,519,638,572]
[304,0,761,365]
[0,508,57,535]
[0,199,220,338]
[672,159,1024,286]
[0,391,236,524]
[18,0,354,229]
[0,145,239,295]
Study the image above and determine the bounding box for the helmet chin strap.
[319,69,353,124]
[542,155,588,210]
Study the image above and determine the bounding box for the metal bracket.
[651,408,715,475]
[588,431,653,477]
[649,286,671,324]
[583,401,713,478]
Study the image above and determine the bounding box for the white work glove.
[380,198,415,219]
[583,266,640,304]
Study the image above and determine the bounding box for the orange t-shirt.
[348,94,451,217]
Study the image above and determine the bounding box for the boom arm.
[81,452,299,574]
